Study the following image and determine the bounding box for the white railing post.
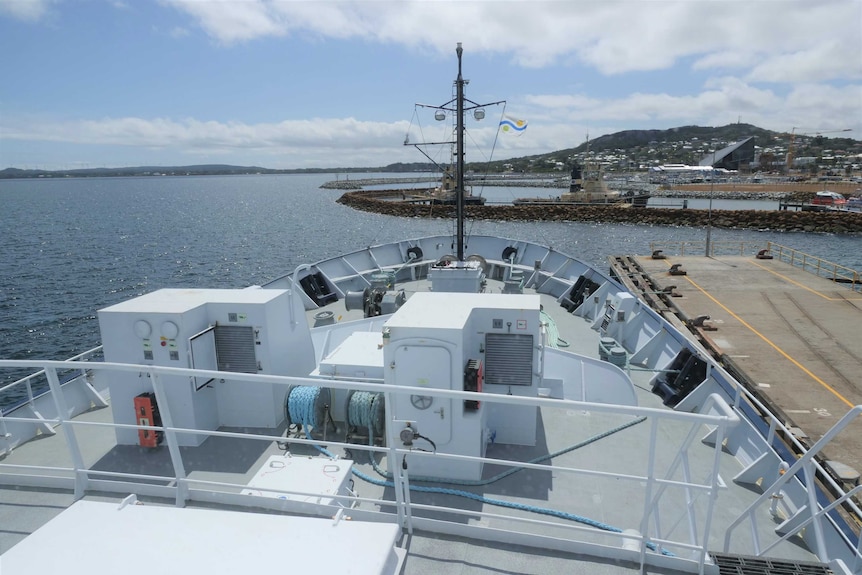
[853,501,862,574]
[699,416,726,572]
[803,462,828,562]
[26,375,36,407]
[638,417,660,568]
[45,366,88,499]
[766,417,777,447]
[384,391,411,533]
[150,371,188,506]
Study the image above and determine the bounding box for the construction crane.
[785,127,852,173]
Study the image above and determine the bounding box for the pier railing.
[766,242,862,291]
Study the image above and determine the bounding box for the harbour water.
[1,173,860,396]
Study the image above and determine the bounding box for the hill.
[472,123,860,174]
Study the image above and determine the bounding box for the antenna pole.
[410,43,502,261]
[455,42,465,261]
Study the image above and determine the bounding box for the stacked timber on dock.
[336,189,862,234]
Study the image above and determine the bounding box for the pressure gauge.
[133,320,152,339]
[161,321,179,339]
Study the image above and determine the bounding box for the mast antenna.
[405,43,505,261]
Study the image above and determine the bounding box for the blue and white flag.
[499,115,527,135]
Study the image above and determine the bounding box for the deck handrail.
[0,346,104,415]
[4,357,861,571]
[725,367,862,527]
[724,406,862,571]
[0,358,745,575]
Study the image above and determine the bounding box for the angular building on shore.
[699,137,755,170]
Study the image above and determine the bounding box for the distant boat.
[428,166,486,205]
[514,161,650,207]
[810,190,848,207]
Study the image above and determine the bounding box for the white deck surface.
[0,499,403,575]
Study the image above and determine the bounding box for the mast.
[405,43,505,263]
[455,42,466,261]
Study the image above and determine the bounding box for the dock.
[610,245,862,487]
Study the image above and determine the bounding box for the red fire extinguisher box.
[134,392,163,448]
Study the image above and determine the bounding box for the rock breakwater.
[337,190,862,234]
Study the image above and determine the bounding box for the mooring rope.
[347,391,384,438]
[287,385,321,431]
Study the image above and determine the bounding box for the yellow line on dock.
[680,272,855,409]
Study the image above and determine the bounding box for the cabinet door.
[393,345,453,446]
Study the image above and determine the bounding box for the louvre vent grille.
[214,325,257,373]
[711,552,832,575]
[485,333,533,387]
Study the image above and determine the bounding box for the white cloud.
[525,78,861,137]
[0,0,55,21]
[746,39,862,83]
[8,115,407,147]
[161,1,861,83]
[160,0,287,43]
[1,115,419,168]
[4,71,859,168]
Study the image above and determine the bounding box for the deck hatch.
[214,325,258,373]
[710,552,832,575]
[484,333,533,386]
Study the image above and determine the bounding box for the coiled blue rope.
[287,385,321,433]
[347,391,383,438]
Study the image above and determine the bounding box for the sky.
[1,0,860,171]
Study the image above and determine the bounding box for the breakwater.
[336,190,862,234]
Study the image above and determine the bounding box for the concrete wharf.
[609,245,862,488]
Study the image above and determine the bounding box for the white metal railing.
[767,242,862,291]
[726,370,862,525]
[724,406,862,573]
[0,358,749,574]
[0,346,103,414]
